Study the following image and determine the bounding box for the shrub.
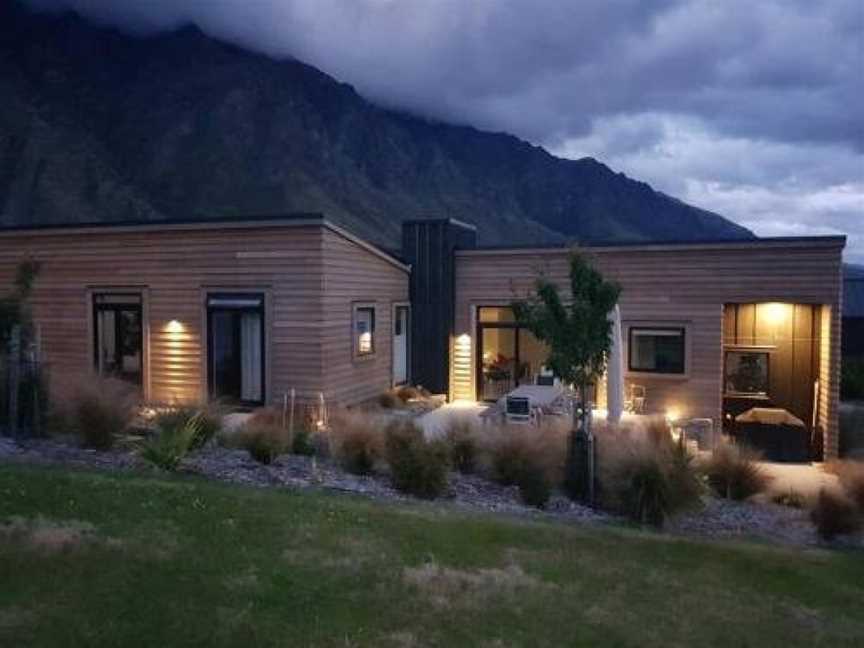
[154,403,223,450]
[831,460,864,510]
[385,421,450,499]
[237,422,287,465]
[396,385,420,402]
[810,488,862,540]
[596,425,702,527]
[377,391,401,409]
[139,414,201,471]
[702,442,771,500]
[515,459,552,508]
[67,376,139,449]
[291,426,316,456]
[445,420,479,474]
[487,423,567,489]
[329,410,385,475]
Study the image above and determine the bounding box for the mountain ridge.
[0,1,754,247]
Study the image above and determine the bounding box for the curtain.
[240,312,262,401]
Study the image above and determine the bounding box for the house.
[0,216,846,458]
[0,214,410,408]
[842,265,864,360]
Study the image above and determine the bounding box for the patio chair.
[505,396,534,425]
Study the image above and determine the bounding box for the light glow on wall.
[451,333,473,402]
[763,302,790,325]
[165,319,185,334]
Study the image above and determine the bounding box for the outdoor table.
[499,384,566,409]
[733,407,810,462]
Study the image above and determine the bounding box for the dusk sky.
[29,0,864,263]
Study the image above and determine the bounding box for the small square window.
[629,327,686,374]
[725,350,770,397]
[354,306,375,357]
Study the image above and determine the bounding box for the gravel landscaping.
[1,434,861,549]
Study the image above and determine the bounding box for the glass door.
[93,294,143,386]
[207,294,264,405]
[476,306,549,402]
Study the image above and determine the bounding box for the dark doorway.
[207,294,265,405]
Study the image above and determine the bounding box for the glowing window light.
[358,331,373,354]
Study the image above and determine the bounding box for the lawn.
[1,464,863,647]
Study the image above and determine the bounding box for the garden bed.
[2,434,860,549]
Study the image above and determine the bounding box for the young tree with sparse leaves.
[512,252,620,502]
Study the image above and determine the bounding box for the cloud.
[24,0,864,261]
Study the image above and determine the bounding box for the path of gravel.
[2,436,860,549]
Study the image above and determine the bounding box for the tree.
[0,259,41,346]
[511,251,620,501]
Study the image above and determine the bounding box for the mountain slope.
[0,3,753,247]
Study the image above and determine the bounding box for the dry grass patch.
[402,561,555,609]
[0,516,101,552]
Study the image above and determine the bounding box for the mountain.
[0,2,754,247]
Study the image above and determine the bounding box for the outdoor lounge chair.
[505,396,534,425]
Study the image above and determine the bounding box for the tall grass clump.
[830,460,864,511]
[810,488,862,541]
[57,375,139,449]
[139,413,202,471]
[702,441,771,500]
[237,421,286,465]
[329,409,385,475]
[486,422,567,509]
[445,419,479,474]
[596,420,703,527]
[385,421,450,499]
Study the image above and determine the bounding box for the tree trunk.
[7,326,21,438]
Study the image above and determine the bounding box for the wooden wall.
[0,221,408,408]
[453,239,844,456]
[320,227,410,405]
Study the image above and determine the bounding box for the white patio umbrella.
[606,304,625,424]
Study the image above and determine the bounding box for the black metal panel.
[402,219,477,395]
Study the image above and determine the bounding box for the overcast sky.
[29,0,864,263]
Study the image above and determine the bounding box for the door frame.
[392,302,411,386]
[205,291,267,407]
[475,308,523,402]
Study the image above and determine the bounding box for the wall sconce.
[165,319,184,334]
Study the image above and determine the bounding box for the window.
[93,293,143,386]
[353,305,376,357]
[724,350,769,397]
[628,327,685,374]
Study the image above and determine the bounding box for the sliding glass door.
[207,294,265,405]
[476,306,548,401]
[93,294,143,387]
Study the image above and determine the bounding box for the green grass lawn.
[1,464,863,647]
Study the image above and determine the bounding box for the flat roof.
[0,212,411,273]
[459,235,846,254]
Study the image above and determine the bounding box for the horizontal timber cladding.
[0,221,408,408]
[453,239,844,457]
[320,227,410,405]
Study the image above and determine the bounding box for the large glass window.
[628,327,686,374]
[93,294,143,386]
[476,306,548,401]
[207,294,264,404]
